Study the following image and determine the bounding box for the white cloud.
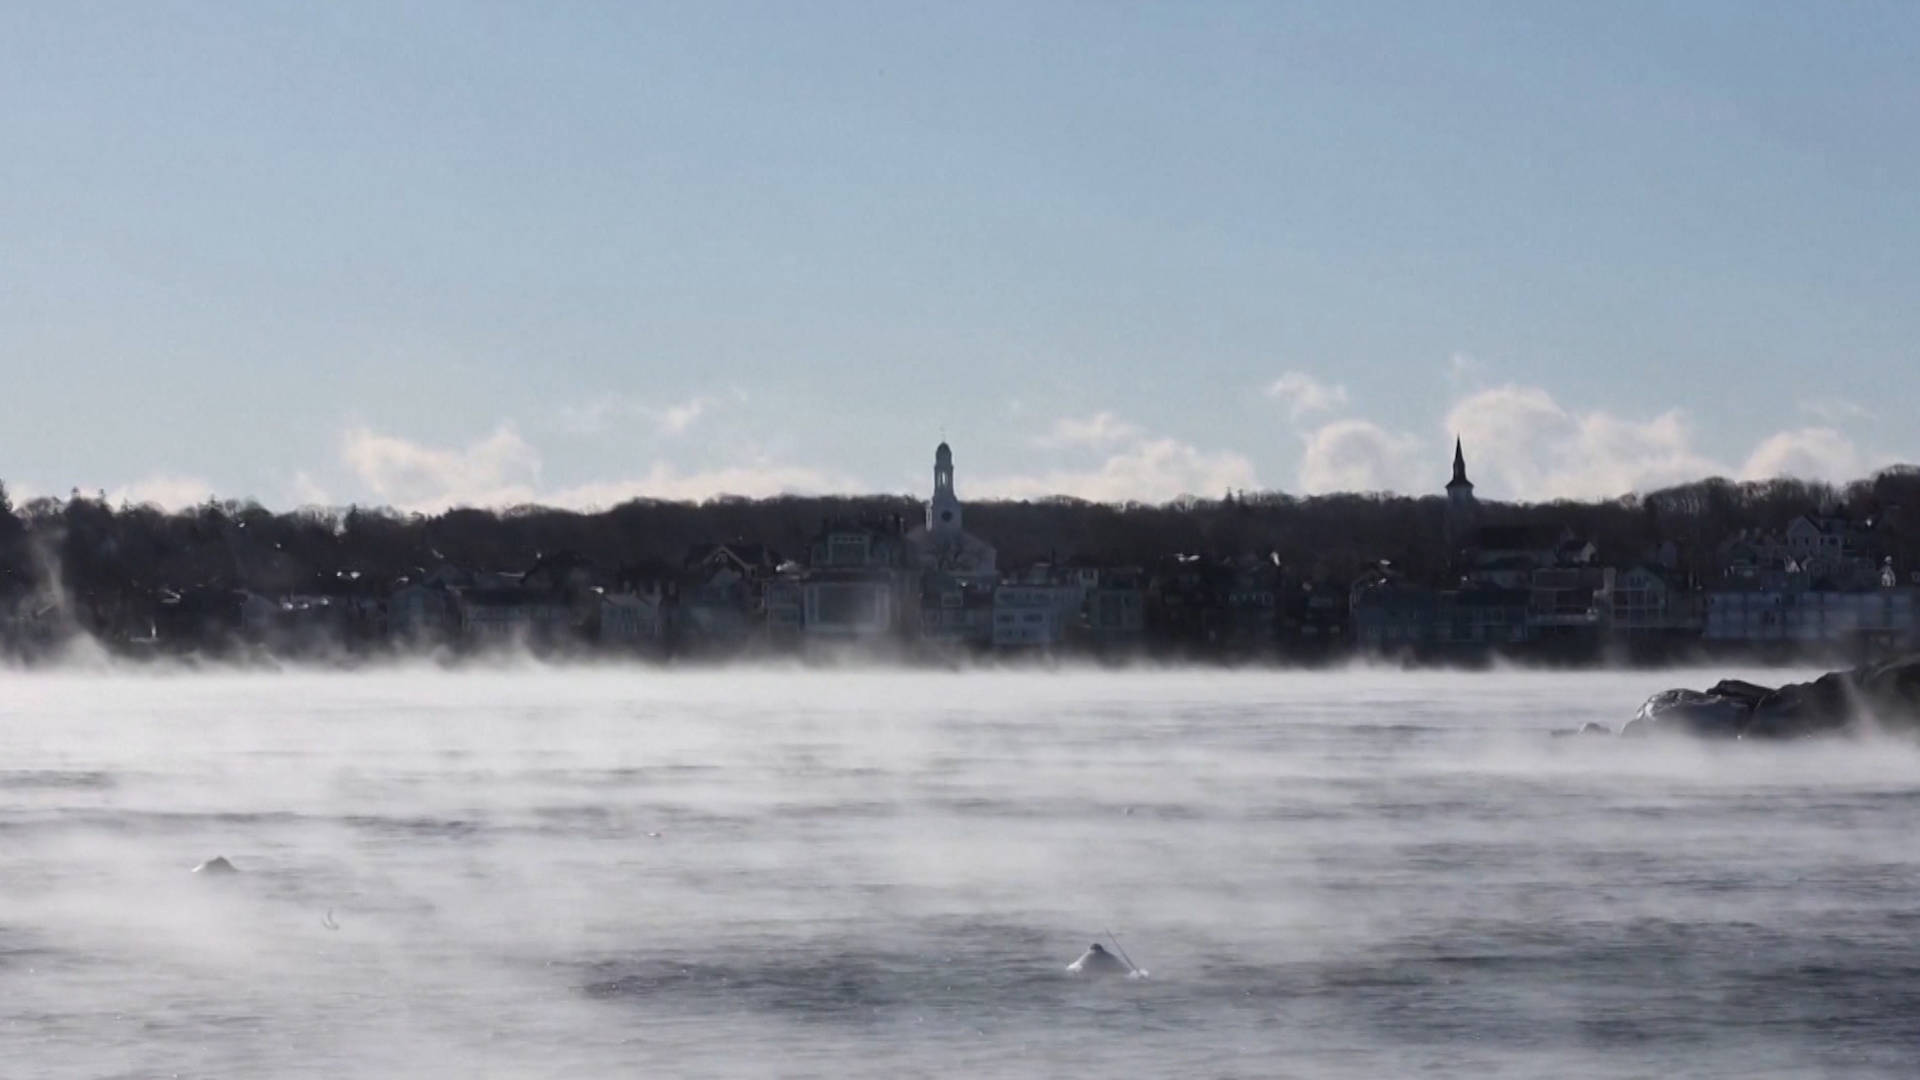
[108,474,216,510]
[336,424,855,511]
[1426,384,1885,500]
[981,437,1257,503]
[1739,427,1879,484]
[989,413,1259,502]
[543,463,856,508]
[1297,419,1426,494]
[1031,412,1142,449]
[341,424,543,509]
[1264,371,1350,420]
[287,472,332,508]
[104,381,1911,516]
[1443,385,1725,501]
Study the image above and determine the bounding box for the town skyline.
[5,4,1918,510]
[5,422,1914,518]
[6,433,1920,665]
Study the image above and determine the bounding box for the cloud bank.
[336,424,851,512]
[1291,380,1891,501]
[107,474,218,510]
[76,377,1901,513]
[1297,420,1425,495]
[981,434,1258,504]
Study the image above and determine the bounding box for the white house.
[802,519,915,641]
[599,588,666,648]
[804,572,904,638]
[764,569,805,642]
[921,576,994,647]
[453,563,586,647]
[1610,565,1694,631]
[458,589,576,645]
[991,584,1083,648]
[1527,566,1613,630]
[1784,514,1855,561]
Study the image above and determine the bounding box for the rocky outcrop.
[1623,655,1920,739]
[1551,722,1616,739]
[1066,943,1134,977]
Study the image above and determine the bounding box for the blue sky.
[3,2,1916,510]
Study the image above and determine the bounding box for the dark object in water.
[1066,942,1132,976]
[1624,654,1920,740]
[1552,722,1613,738]
[192,855,238,874]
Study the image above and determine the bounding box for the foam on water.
[1,665,1915,1078]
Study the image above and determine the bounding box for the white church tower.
[928,441,962,532]
[909,439,996,585]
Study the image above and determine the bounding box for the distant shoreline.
[1,636,1876,676]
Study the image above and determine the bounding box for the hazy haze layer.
[3,667,1916,1078]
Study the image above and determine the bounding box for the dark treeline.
[4,467,1920,654]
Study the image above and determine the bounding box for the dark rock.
[1746,673,1854,739]
[1704,679,1774,708]
[192,855,238,874]
[1622,687,1757,738]
[1854,656,1920,736]
[1067,943,1133,977]
[1629,654,1920,740]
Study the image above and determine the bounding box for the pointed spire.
[1447,436,1472,490]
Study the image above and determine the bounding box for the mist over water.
[3,666,1917,1078]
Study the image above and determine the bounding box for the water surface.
[3,665,1916,1078]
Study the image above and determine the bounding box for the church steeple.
[1445,436,1478,544]
[1447,436,1472,494]
[928,441,961,532]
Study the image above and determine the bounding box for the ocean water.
[3,664,1918,1078]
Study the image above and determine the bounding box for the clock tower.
[927,442,961,533]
